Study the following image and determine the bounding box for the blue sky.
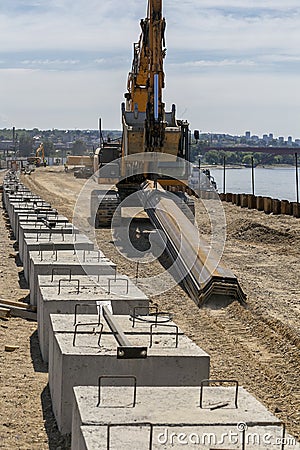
[1,0,300,137]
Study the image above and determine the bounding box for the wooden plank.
[0,298,36,311]
[0,307,10,319]
[0,303,37,321]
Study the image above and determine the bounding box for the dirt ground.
[0,166,299,449]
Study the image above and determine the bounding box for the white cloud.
[0,68,126,129]
[164,71,300,137]
[21,59,80,65]
[180,59,256,68]
[1,1,300,135]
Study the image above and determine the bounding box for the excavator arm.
[35,143,45,160]
[125,0,167,152]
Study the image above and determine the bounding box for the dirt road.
[1,166,299,449]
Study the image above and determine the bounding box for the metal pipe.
[251,156,255,196]
[102,306,147,359]
[296,152,299,203]
[102,306,132,348]
[223,155,226,194]
[198,157,201,198]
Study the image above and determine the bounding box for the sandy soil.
[1,166,299,449]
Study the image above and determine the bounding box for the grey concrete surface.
[29,250,116,304]
[38,274,148,361]
[19,222,78,251]
[48,316,210,434]
[22,233,94,281]
[71,386,298,450]
[17,213,68,243]
[10,202,52,235]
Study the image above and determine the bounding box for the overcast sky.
[1,0,300,138]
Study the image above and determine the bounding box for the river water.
[210,167,299,202]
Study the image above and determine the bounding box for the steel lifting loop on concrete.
[72,322,104,347]
[131,306,172,328]
[97,268,117,283]
[57,278,80,295]
[131,305,159,328]
[97,375,137,408]
[81,249,97,262]
[199,379,239,409]
[38,242,55,261]
[108,277,129,295]
[149,323,179,348]
[106,422,153,450]
[51,267,72,282]
[73,302,102,326]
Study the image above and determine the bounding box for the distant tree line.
[190,144,295,166]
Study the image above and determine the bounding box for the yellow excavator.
[27,143,46,167]
[92,0,193,224]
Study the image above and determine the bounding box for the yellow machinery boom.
[120,0,190,186]
[27,143,46,167]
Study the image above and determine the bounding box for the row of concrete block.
[220,192,300,217]
[3,172,298,449]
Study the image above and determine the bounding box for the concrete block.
[71,385,292,450]
[38,273,148,362]
[10,202,52,236]
[19,217,70,259]
[5,195,43,219]
[16,213,68,241]
[18,222,78,251]
[29,250,116,305]
[48,314,210,434]
[22,233,94,281]
[13,206,55,237]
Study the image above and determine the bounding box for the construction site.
[0,0,300,449]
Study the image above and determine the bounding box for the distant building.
[245,131,251,139]
[278,136,284,144]
[0,140,14,150]
[269,133,273,140]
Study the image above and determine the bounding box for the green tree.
[204,150,221,165]
[42,140,54,156]
[18,134,33,157]
[71,139,86,155]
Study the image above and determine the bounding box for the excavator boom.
[122,0,189,162]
